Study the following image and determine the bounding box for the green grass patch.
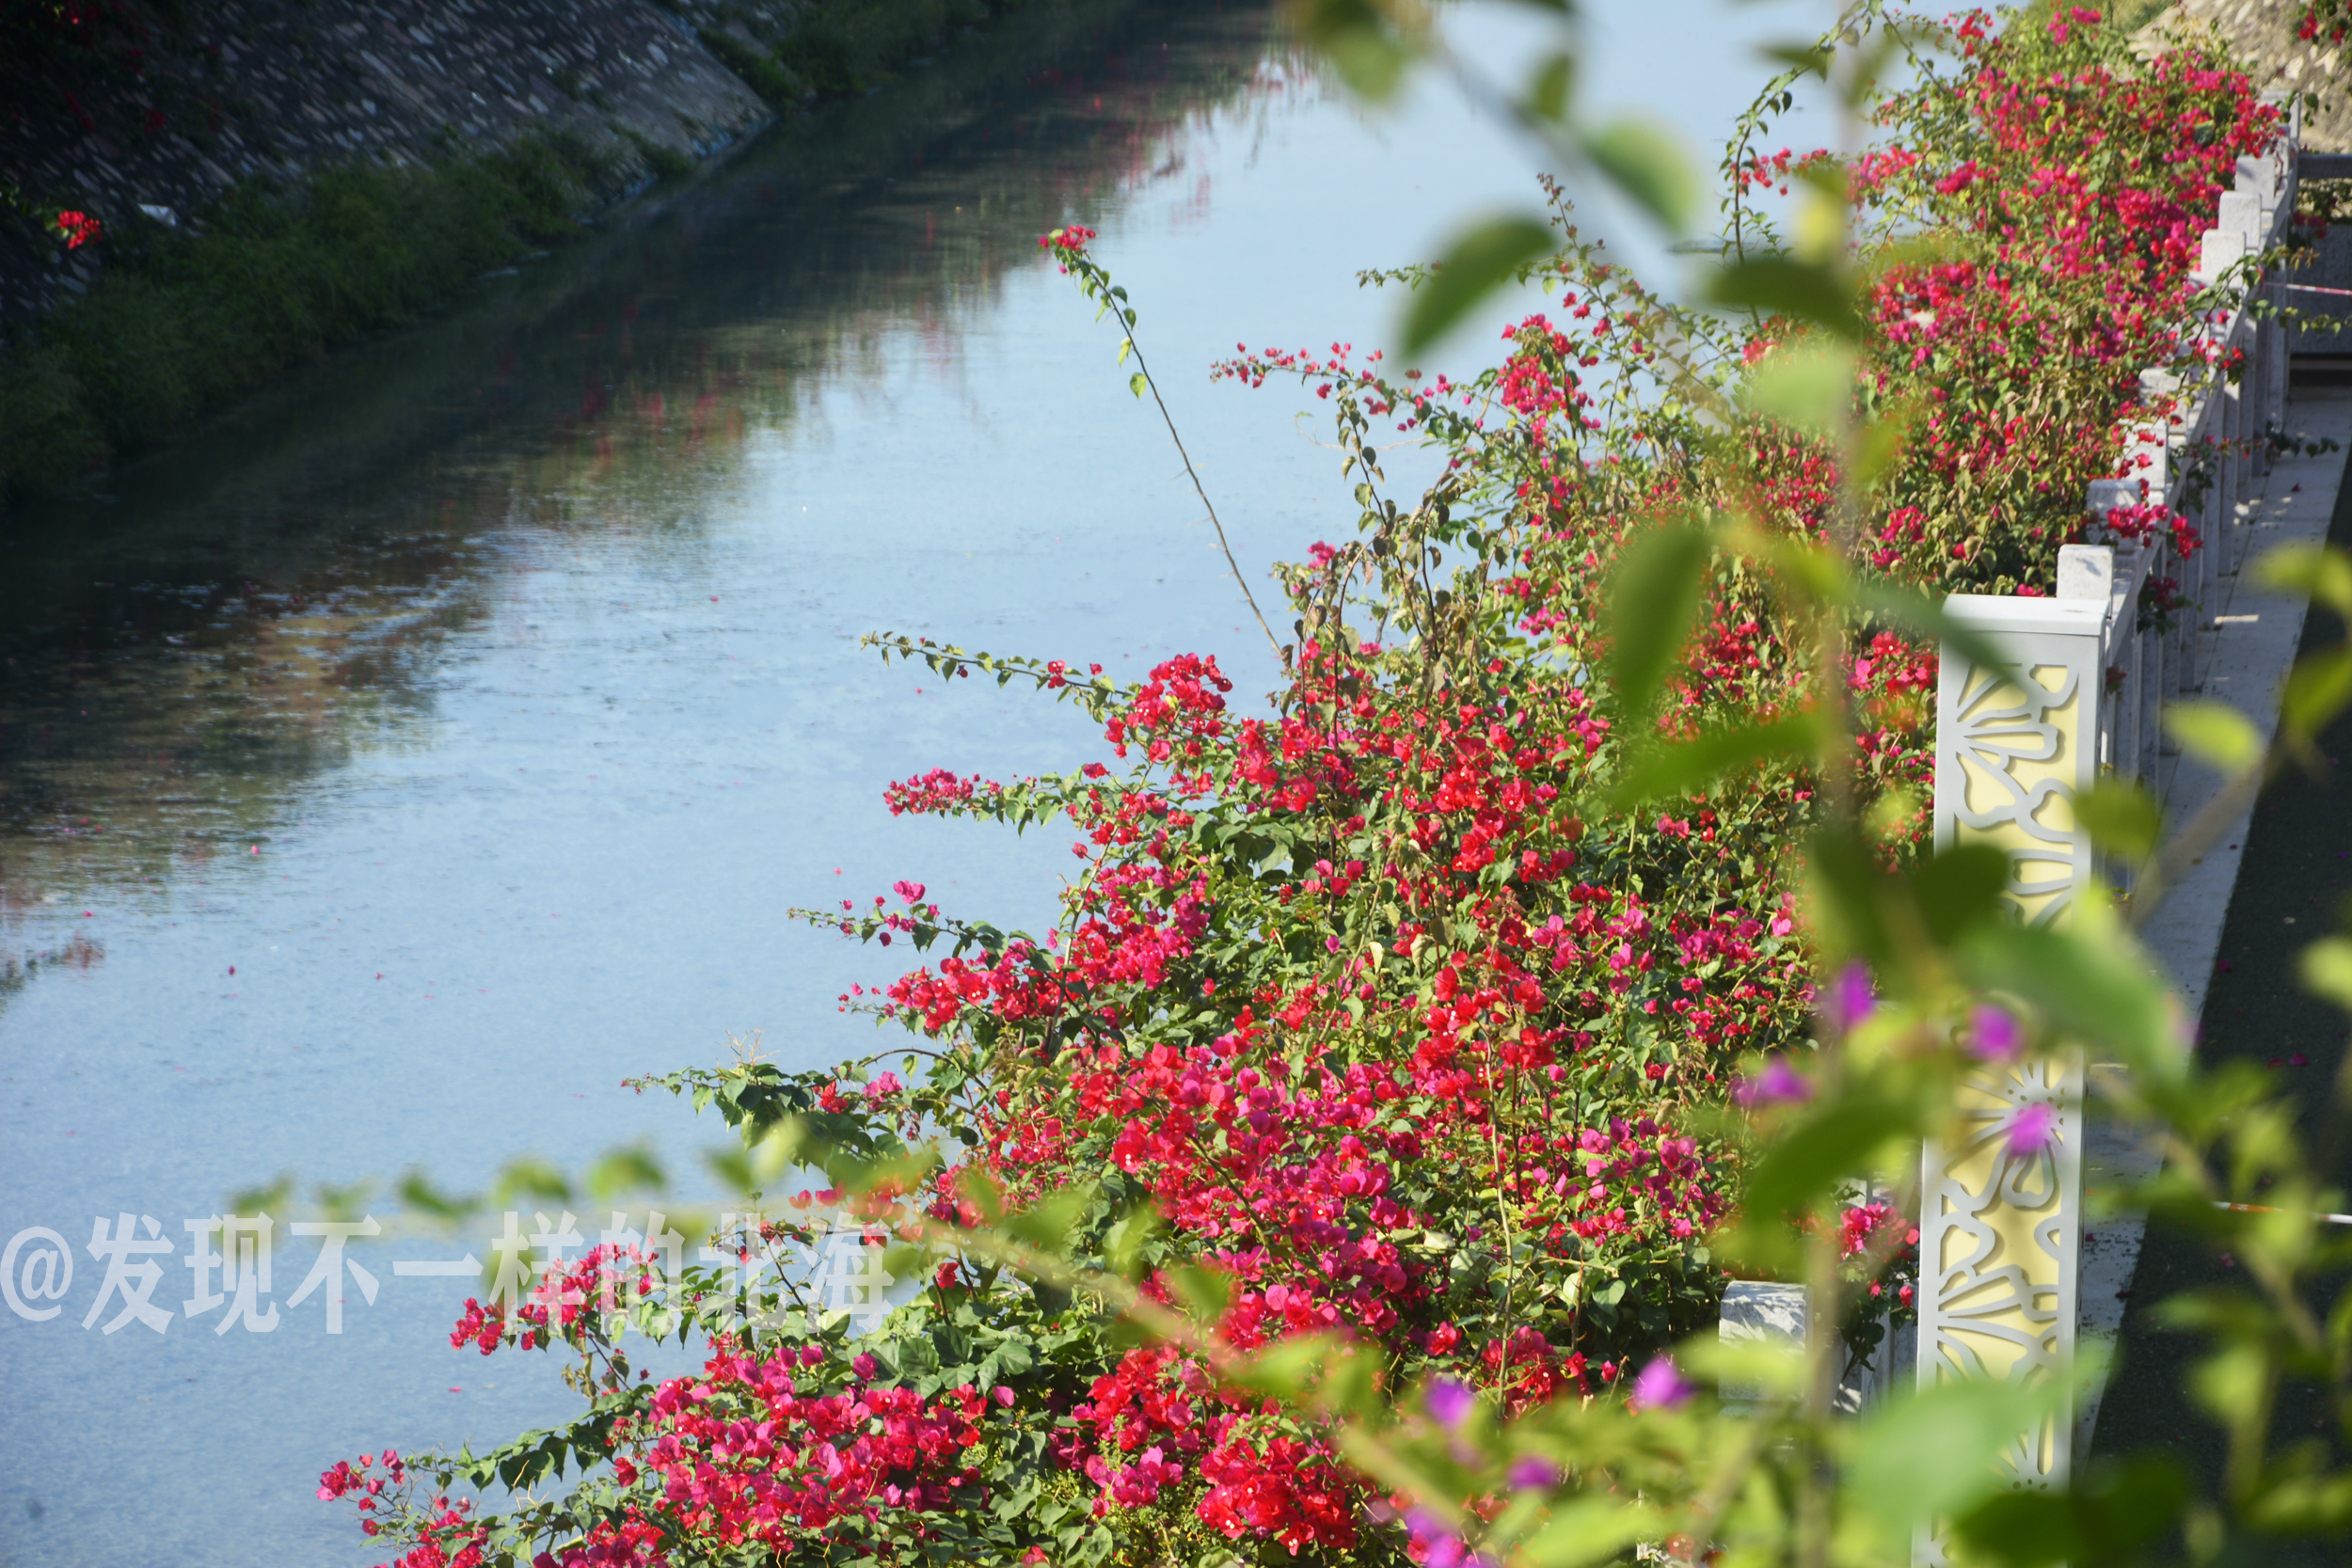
[0,135,609,508]
[755,0,996,99]
[0,0,1041,511]
[698,25,813,106]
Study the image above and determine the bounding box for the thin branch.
[1122,330,1285,660]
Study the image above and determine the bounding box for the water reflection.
[0,0,1302,921]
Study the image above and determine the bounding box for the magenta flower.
[1823,962,1877,1034]
[2006,1102,2057,1158]
[1403,1510,1498,1568]
[1734,1056,1813,1107]
[1425,1376,1474,1431]
[1968,1004,2024,1063]
[1505,1455,1561,1491]
[1629,1355,1693,1412]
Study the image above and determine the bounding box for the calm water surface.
[0,2,1793,1559]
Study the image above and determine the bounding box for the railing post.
[1909,122,2296,1567]
[1917,593,2101,1563]
[2198,228,2249,576]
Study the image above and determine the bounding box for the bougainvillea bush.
[319,12,2308,1567]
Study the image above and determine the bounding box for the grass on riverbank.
[0,0,1041,513]
[687,0,995,103]
[0,135,609,509]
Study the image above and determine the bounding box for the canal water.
[0,1,1792,1560]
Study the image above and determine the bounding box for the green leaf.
[1740,1094,1913,1225]
[1581,116,1697,233]
[1947,1482,2079,1566]
[1758,40,1833,78]
[1400,214,1558,356]
[494,1157,572,1206]
[1608,712,1817,808]
[1103,1205,1161,1278]
[1005,1185,1095,1253]
[1604,519,1711,726]
[1804,826,1899,974]
[1740,341,1855,436]
[1127,371,1148,399]
[1851,403,1917,492]
[2074,780,2162,863]
[2301,937,2352,1015]
[1232,1333,1346,1400]
[1914,843,2010,946]
[1522,51,1573,123]
[228,1171,295,1221]
[1165,1263,1232,1324]
[1709,254,1860,338]
[2165,700,2264,773]
[2251,541,2352,621]
[2282,646,2352,740]
[1947,1450,2186,1565]
[1842,580,2010,679]
[1517,1497,1660,1567]
[704,1145,755,1193]
[1960,917,2179,1075]
[1843,1372,2084,1539]
[585,1145,669,1204]
[1293,0,1415,101]
[395,1168,475,1222]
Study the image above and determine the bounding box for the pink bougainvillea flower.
[1734,1056,1813,1107]
[2007,1102,2058,1158]
[1968,1004,2024,1063]
[1629,1355,1693,1412]
[1425,1376,1474,1431]
[1823,962,1876,1034]
[54,210,102,249]
[1506,1455,1561,1491]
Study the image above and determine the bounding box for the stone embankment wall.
[0,0,867,333]
[2139,0,2352,150]
[2128,2,2352,355]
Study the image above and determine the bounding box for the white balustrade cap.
[2218,190,2261,244]
[2057,544,2116,601]
[1941,594,2108,637]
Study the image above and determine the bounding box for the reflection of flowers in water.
[0,14,1311,926]
[0,934,105,1001]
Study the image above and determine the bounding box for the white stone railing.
[1720,106,2309,1565]
[1902,108,2302,1565]
[2079,106,2296,816]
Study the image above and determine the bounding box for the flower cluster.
[53,209,103,249]
[318,1450,488,1565]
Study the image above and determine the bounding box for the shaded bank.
[0,0,1295,925]
[0,0,1147,510]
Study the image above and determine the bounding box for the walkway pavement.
[2084,384,2352,1546]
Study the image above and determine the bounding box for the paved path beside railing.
[2077,384,2352,1459]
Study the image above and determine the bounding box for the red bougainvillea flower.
[54,210,102,249]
